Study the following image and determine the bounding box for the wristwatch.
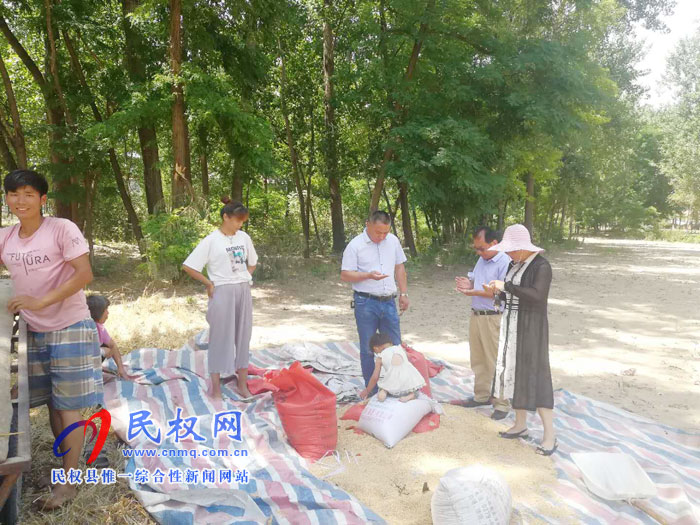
[399,292,408,297]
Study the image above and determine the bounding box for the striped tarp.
[251,343,700,523]
[103,346,385,524]
[426,356,699,524]
[106,340,699,524]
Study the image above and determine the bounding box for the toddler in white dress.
[359,333,426,402]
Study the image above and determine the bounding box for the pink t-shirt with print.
[96,322,112,347]
[0,217,91,332]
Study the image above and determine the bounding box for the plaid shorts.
[28,318,104,410]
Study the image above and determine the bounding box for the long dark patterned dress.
[492,254,554,411]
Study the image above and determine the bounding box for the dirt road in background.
[249,238,700,431]
[106,237,700,431]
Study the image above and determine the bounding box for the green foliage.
[659,31,700,227]
[142,210,213,280]
[646,229,700,243]
[0,0,686,271]
[413,239,478,270]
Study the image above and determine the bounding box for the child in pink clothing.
[86,294,128,378]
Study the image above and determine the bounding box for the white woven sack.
[357,395,431,448]
[431,466,511,525]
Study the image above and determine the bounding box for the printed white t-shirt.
[183,229,258,286]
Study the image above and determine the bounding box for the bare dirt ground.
[19,237,700,523]
[243,237,700,432]
[93,237,700,434]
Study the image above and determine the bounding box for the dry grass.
[95,289,206,353]
[89,243,208,352]
[19,245,175,523]
[21,406,155,524]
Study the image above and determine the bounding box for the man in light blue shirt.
[341,211,409,392]
[456,226,511,420]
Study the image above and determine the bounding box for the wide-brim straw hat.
[491,224,544,253]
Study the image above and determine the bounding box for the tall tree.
[322,0,345,253]
[122,0,165,214]
[169,0,192,208]
[369,0,434,213]
[0,48,27,168]
[661,30,700,227]
[398,182,416,255]
[197,125,209,198]
[62,30,145,253]
[279,45,311,258]
[0,15,74,220]
[44,0,81,224]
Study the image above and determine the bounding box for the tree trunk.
[45,0,79,226]
[47,111,72,220]
[123,0,164,214]
[305,112,324,255]
[279,48,310,258]
[323,0,345,253]
[0,50,27,168]
[62,29,145,254]
[109,149,145,250]
[442,214,452,243]
[84,170,101,266]
[524,172,535,235]
[412,204,419,244]
[382,187,398,236]
[559,197,567,229]
[138,127,165,213]
[0,17,73,218]
[370,149,393,212]
[547,199,556,237]
[0,126,17,171]
[231,156,244,202]
[370,0,435,210]
[44,80,74,219]
[45,0,74,129]
[497,199,507,231]
[568,212,574,240]
[197,127,209,198]
[399,182,417,256]
[308,181,324,255]
[169,0,191,208]
[423,210,432,232]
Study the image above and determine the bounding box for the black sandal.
[536,439,558,456]
[498,428,528,439]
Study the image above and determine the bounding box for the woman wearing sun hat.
[484,224,556,456]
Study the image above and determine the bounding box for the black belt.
[472,309,501,316]
[355,291,396,302]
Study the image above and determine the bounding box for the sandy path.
[247,237,700,432]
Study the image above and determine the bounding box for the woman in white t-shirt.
[183,198,258,400]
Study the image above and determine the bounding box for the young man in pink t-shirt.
[0,169,103,510]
